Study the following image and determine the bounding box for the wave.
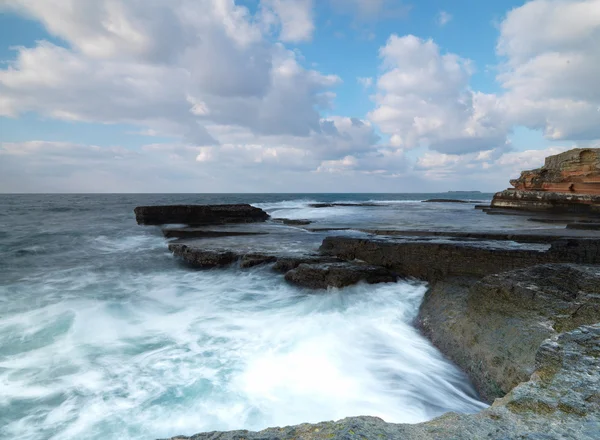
[0,268,486,440]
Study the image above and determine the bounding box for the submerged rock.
[239,253,277,268]
[273,218,313,226]
[284,262,397,289]
[163,323,600,439]
[162,228,268,239]
[134,204,269,225]
[272,256,341,273]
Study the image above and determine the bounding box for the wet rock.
[134,204,269,225]
[284,262,397,289]
[163,323,600,439]
[240,254,277,268]
[418,264,600,401]
[169,244,239,268]
[272,256,341,273]
[273,218,313,226]
[319,236,600,281]
[308,203,380,208]
[567,222,600,230]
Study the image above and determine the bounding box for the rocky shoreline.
[134,203,599,439]
[133,153,600,440]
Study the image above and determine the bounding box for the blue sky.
[0,0,598,192]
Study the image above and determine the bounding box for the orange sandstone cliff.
[491,148,600,213]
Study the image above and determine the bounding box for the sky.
[0,0,599,193]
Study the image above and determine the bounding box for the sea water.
[0,194,544,439]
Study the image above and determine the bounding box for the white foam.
[0,268,486,440]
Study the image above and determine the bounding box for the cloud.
[368,35,510,154]
[437,11,453,26]
[357,77,373,88]
[329,0,411,21]
[497,0,600,141]
[0,0,336,143]
[260,0,315,43]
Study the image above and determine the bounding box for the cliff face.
[509,148,600,194]
[492,148,600,212]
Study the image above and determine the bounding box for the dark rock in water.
[169,244,239,268]
[273,218,313,226]
[422,199,469,203]
[319,236,600,281]
[164,323,600,439]
[567,222,600,230]
[308,203,380,208]
[162,228,268,239]
[240,254,277,268]
[134,204,269,225]
[474,204,490,209]
[284,262,397,289]
[418,264,600,402]
[272,256,341,273]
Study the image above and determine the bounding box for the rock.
[319,236,600,281]
[491,189,600,213]
[163,323,600,440]
[240,253,277,268]
[567,222,600,230]
[422,199,469,203]
[273,218,313,226]
[491,148,600,213]
[134,204,269,225]
[418,264,600,401]
[284,262,397,289]
[169,244,239,268]
[510,148,600,193]
[162,228,268,239]
[272,256,341,273]
[308,203,380,208]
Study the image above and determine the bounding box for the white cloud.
[357,76,373,88]
[261,0,315,43]
[329,0,411,21]
[0,0,335,144]
[437,11,452,26]
[497,0,600,141]
[369,34,509,154]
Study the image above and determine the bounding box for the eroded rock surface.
[418,264,600,401]
[320,236,600,281]
[164,323,600,439]
[284,262,397,289]
[134,204,269,225]
[491,148,600,213]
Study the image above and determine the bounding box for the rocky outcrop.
[510,148,600,193]
[491,189,600,213]
[284,262,397,289]
[165,323,600,440]
[319,236,600,281]
[169,244,240,268]
[418,264,600,402]
[491,148,600,213]
[134,204,269,225]
[272,256,342,273]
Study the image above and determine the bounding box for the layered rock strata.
[491,148,600,213]
[319,236,600,281]
[134,204,269,225]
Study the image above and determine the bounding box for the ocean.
[0,193,547,440]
